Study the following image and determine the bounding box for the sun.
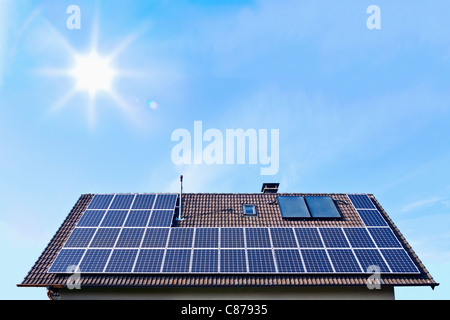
[41,18,148,127]
[69,52,116,96]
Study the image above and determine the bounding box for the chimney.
[261,183,280,194]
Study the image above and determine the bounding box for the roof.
[18,192,438,289]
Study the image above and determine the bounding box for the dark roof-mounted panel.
[261,183,280,194]
[305,196,342,219]
[278,196,310,219]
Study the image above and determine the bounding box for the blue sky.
[1,0,449,299]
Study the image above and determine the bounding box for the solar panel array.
[48,193,420,276]
[49,226,418,274]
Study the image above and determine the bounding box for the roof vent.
[261,183,279,194]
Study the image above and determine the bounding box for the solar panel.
[64,228,96,248]
[278,196,310,219]
[48,249,85,273]
[147,210,174,227]
[274,249,304,273]
[154,194,177,209]
[124,210,151,227]
[77,210,106,227]
[141,228,170,248]
[247,249,276,273]
[353,249,390,273]
[319,228,349,248]
[300,249,334,273]
[270,228,297,248]
[78,249,111,273]
[343,228,376,248]
[380,249,419,274]
[220,249,247,273]
[115,228,145,248]
[162,249,192,273]
[87,194,114,209]
[109,194,135,210]
[327,249,362,273]
[368,228,402,248]
[134,249,165,273]
[89,228,121,248]
[132,194,156,209]
[245,228,271,248]
[305,197,341,219]
[294,228,324,248]
[194,228,219,248]
[347,194,376,209]
[100,210,129,227]
[357,209,388,227]
[167,228,194,248]
[191,249,219,273]
[220,228,245,248]
[105,249,138,273]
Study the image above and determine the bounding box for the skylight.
[243,204,257,216]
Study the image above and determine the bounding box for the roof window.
[243,204,257,216]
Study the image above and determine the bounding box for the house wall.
[56,286,395,300]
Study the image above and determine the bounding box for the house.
[18,183,437,300]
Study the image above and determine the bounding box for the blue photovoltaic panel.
[167,228,194,248]
[109,194,135,209]
[194,228,219,248]
[88,194,114,209]
[78,249,111,273]
[89,228,121,248]
[319,228,349,248]
[247,249,276,273]
[124,210,151,227]
[77,210,106,227]
[191,249,219,273]
[105,249,138,273]
[220,249,247,273]
[100,210,129,227]
[64,228,96,248]
[245,228,271,248]
[270,228,297,248]
[278,196,310,219]
[154,194,177,209]
[132,194,156,209]
[294,228,324,248]
[368,228,402,248]
[147,210,174,227]
[141,228,170,248]
[347,194,376,209]
[357,209,388,227]
[162,249,192,273]
[274,249,304,273]
[343,228,376,248]
[354,249,390,273]
[48,249,85,273]
[300,249,334,273]
[327,249,362,273]
[134,249,165,273]
[115,228,145,248]
[305,197,341,218]
[220,228,245,248]
[381,249,419,274]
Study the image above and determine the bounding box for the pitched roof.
[18,193,438,288]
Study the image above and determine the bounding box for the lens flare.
[147,100,158,110]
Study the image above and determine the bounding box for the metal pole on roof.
[178,175,185,221]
